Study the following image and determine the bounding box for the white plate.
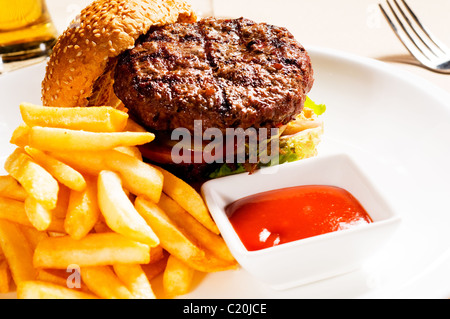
[1,47,450,299]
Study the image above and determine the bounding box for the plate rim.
[307,45,450,107]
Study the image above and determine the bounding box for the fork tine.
[392,0,444,58]
[380,0,450,73]
[379,1,432,65]
[386,0,436,60]
[400,0,450,55]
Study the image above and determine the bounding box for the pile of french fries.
[0,103,237,299]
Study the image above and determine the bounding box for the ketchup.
[226,185,373,251]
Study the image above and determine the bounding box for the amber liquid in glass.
[0,0,57,70]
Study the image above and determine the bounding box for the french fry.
[36,269,73,290]
[9,123,30,148]
[24,146,87,192]
[141,251,169,281]
[0,196,32,227]
[0,259,11,294]
[28,126,155,152]
[37,268,91,293]
[17,281,98,299]
[19,103,129,132]
[50,150,164,203]
[0,175,27,201]
[113,264,155,299]
[20,226,48,250]
[0,197,64,234]
[93,220,112,234]
[135,197,237,273]
[158,193,236,263]
[81,266,133,299]
[163,255,195,297]
[52,184,71,219]
[65,264,84,291]
[49,150,106,176]
[0,220,36,284]
[114,146,143,160]
[64,176,100,240]
[124,118,147,132]
[33,233,150,269]
[156,167,219,234]
[104,152,163,203]
[114,101,128,113]
[4,148,59,210]
[24,196,52,231]
[135,196,205,265]
[98,171,159,247]
[47,218,66,234]
[149,245,165,263]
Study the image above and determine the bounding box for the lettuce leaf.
[304,96,326,116]
[208,97,325,179]
[209,163,247,179]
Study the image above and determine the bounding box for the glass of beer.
[0,0,58,74]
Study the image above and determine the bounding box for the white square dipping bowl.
[201,153,401,290]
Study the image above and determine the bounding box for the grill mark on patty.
[113,17,314,133]
[197,21,228,121]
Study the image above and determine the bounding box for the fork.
[379,0,450,73]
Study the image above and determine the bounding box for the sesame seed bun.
[41,0,197,108]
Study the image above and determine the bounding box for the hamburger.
[41,0,324,184]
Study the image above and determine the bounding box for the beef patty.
[113,17,314,133]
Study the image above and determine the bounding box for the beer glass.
[0,0,58,73]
